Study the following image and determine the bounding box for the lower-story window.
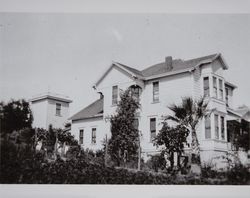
[205,115,211,139]
[214,114,219,139]
[92,128,96,144]
[79,129,84,145]
[221,116,225,140]
[150,118,156,142]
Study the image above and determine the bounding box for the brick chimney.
[165,56,173,71]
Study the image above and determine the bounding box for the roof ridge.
[184,53,219,62]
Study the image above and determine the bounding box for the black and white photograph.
[0,0,250,197]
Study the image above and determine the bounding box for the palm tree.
[167,97,208,173]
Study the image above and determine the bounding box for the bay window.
[203,77,210,97]
[213,77,217,98]
[205,115,211,139]
[219,79,223,100]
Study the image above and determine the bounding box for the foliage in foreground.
[154,123,189,170]
[108,89,140,167]
[167,97,208,165]
[0,99,33,135]
[1,139,249,184]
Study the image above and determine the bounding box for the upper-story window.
[203,77,209,97]
[152,81,159,102]
[79,129,84,145]
[130,85,141,102]
[213,77,217,98]
[133,119,139,130]
[219,79,223,100]
[56,103,61,116]
[225,87,229,106]
[91,128,96,144]
[150,118,156,142]
[112,85,118,105]
[204,115,211,139]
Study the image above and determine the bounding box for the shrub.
[226,164,250,185]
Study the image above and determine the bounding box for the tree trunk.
[190,128,201,175]
[104,134,108,167]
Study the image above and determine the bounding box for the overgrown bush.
[1,138,249,184]
[226,164,250,185]
[142,154,167,173]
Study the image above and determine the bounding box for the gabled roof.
[94,53,228,87]
[141,54,219,78]
[115,62,144,78]
[69,98,103,121]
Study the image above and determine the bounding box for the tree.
[166,97,208,173]
[154,123,189,170]
[108,89,140,167]
[0,99,33,135]
[35,125,78,158]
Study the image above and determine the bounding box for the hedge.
[1,140,249,184]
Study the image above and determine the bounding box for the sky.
[1,13,250,116]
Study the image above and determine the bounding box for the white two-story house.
[70,53,242,166]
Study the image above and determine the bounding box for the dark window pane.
[221,116,225,140]
[215,114,219,139]
[203,77,210,97]
[92,128,96,144]
[79,129,84,144]
[150,118,156,142]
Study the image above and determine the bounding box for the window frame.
[56,103,62,116]
[152,81,159,103]
[203,76,210,97]
[150,118,156,142]
[133,118,139,130]
[214,114,219,139]
[219,79,223,100]
[204,115,211,139]
[225,87,229,106]
[221,116,225,140]
[91,128,97,144]
[112,85,118,105]
[213,76,218,98]
[79,129,84,145]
